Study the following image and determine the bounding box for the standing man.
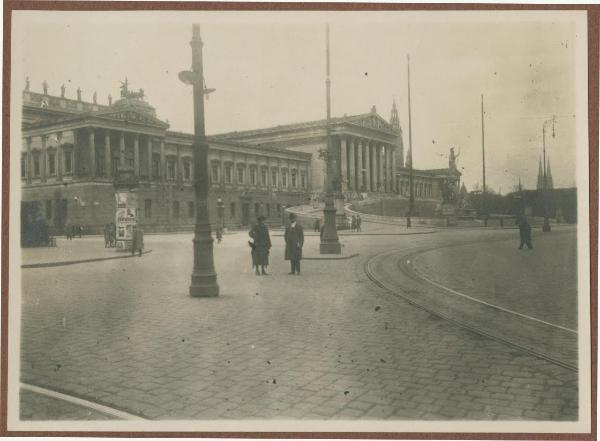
[285,213,304,275]
[356,214,362,232]
[131,225,144,257]
[249,215,271,275]
[517,215,533,250]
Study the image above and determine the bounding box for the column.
[146,137,153,180]
[266,157,271,188]
[26,137,32,184]
[88,129,96,178]
[104,131,112,178]
[347,138,355,191]
[391,146,397,193]
[133,134,140,177]
[245,154,249,187]
[379,145,385,192]
[364,140,371,191]
[119,132,126,168]
[220,151,225,185]
[57,133,63,181]
[340,136,348,192]
[41,135,47,182]
[356,139,363,192]
[160,138,166,182]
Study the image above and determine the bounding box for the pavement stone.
[19,229,579,421]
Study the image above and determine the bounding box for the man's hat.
[289,213,297,220]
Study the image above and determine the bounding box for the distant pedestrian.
[285,213,304,275]
[216,227,223,243]
[65,224,72,240]
[351,215,357,232]
[104,224,111,248]
[314,218,320,233]
[131,225,144,256]
[517,215,533,250]
[356,214,362,232]
[249,216,271,275]
[78,225,83,238]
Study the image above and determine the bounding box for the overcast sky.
[14,11,584,191]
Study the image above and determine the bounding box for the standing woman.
[249,215,272,275]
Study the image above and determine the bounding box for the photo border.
[1,2,597,439]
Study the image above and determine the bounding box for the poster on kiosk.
[115,192,138,250]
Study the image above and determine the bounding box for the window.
[45,200,52,220]
[173,201,180,218]
[152,154,161,179]
[188,201,194,218]
[266,203,270,218]
[230,202,236,218]
[301,172,306,189]
[126,158,134,169]
[144,199,152,218]
[33,153,40,177]
[184,161,191,182]
[21,154,26,178]
[237,167,244,185]
[254,203,260,216]
[291,170,297,188]
[64,150,73,174]
[271,169,278,187]
[224,164,232,184]
[261,168,267,186]
[282,170,288,187]
[249,167,256,185]
[211,163,220,183]
[167,159,177,181]
[48,152,56,176]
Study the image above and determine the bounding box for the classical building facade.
[21,81,460,235]
[21,85,311,233]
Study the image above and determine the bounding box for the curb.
[22,249,153,269]
[303,253,360,261]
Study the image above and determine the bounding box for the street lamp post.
[481,94,488,227]
[542,116,556,233]
[406,54,414,228]
[319,24,341,255]
[180,24,219,297]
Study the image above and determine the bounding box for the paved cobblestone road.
[20,228,578,420]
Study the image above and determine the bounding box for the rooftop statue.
[449,147,460,170]
[42,80,48,95]
[61,84,65,98]
[25,77,30,91]
[120,78,145,100]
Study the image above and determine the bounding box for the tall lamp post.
[179,24,219,297]
[406,54,414,228]
[481,94,488,227]
[542,116,556,233]
[319,24,341,254]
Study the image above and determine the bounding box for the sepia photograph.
[4,5,594,436]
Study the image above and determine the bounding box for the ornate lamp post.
[541,116,556,233]
[179,24,219,297]
[319,24,341,254]
[406,54,414,228]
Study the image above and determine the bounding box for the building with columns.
[21,85,311,233]
[21,81,460,235]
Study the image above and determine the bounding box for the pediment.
[95,108,169,129]
[349,113,395,132]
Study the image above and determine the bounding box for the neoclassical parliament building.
[20,81,460,233]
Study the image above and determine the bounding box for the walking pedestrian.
[249,215,271,275]
[314,218,320,233]
[104,224,111,248]
[517,215,533,250]
[356,214,362,232]
[131,225,144,257]
[351,215,357,232]
[285,213,304,275]
[65,224,72,240]
[216,227,223,243]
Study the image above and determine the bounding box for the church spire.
[390,98,400,130]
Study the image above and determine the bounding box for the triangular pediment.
[347,113,395,132]
[94,108,169,129]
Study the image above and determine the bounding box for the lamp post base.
[190,277,219,297]
[189,235,219,297]
[320,242,342,254]
[542,219,552,232]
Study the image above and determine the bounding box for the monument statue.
[60,84,65,98]
[120,78,129,98]
[25,77,30,91]
[119,78,145,100]
[42,80,48,95]
[449,147,460,170]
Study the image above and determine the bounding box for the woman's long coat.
[284,224,304,261]
[249,224,271,265]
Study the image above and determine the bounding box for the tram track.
[364,233,578,372]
